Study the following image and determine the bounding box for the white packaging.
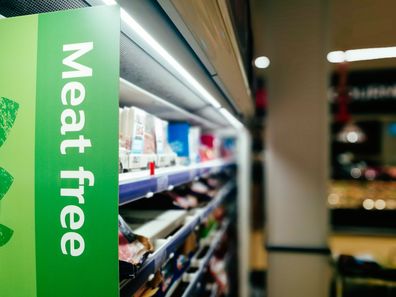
[127,107,146,154]
[119,107,129,150]
[119,108,129,172]
[119,147,129,172]
[143,114,156,155]
[154,117,165,155]
[156,120,177,167]
[189,126,201,164]
[124,107,148,170]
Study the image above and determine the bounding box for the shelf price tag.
[154,249,168,270]
[157,175,169,192]
[189,168,198,181]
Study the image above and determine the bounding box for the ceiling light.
[327,46,396,63]
[102,0,117,5]
[254,56,270,69]
[375,199,386,210]
[103,0,221,109]
[350,167,362,179]
[336,122,366,143]
[363,199,374,210]
[327,51,345,63]
[328,193,340,206]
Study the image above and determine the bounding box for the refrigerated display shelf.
[119,181,234,296]
[119,158,235,205]
[180,220,229,297]
[210,284,219,297]
[164,277,183,297]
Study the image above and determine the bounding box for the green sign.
[0,6,120,297]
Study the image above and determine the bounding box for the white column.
[237,128,252,297]
[264,0,330,296]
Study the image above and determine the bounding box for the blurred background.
[249,0,396,296]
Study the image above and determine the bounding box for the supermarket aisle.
[248,230,396,297]
[0,1,253,297]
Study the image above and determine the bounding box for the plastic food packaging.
[119,107,129,172]
[126,107,153,170]
[210,257,229,295]
[200,134,220,161]
[144,114,156,155]
[156,119,177,167]
[189,126,201,164]
[118,215,154,279]
[168,122,190,165]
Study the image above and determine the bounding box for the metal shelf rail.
[119,159,235,205]
[180,220,230,297]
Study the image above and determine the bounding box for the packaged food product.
[157,120,177,167]
[118,215,153,279]
[127,107,146,154]
[200,134,221,161]
[189,126,201,164]
[154,117,165,155]
[144,114,156,155]
[168,122,190,165]
[210,257,229,295]
[126,107,154,170]
[118,108,130,172]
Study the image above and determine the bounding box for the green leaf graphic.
[0,96,20,148]
[0,167,14,201]
[0,224,13,247]
[0,97,19,247]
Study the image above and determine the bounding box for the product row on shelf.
[118,159,235,205]
[118,169,237,297]
[118,106,236,173]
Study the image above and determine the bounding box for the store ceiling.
[250,0,396,74]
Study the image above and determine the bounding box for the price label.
[155,249,167,269]
[189,169,198,181]
[156,175,169,192]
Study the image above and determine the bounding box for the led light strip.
[104,0,220,108]
[102,0,243,129]
[327,46,396,63]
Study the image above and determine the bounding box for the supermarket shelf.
[180,220,229,297]
[119,78,217,129]
[120,181,234,296]
[119,159,235,205]
[164,277,183,297]
[210,284,219,297]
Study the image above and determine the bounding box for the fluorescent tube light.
[219,108,243,129]
[102,0,116,5]
[327,46,396,63]
[103,0,221,109]
[254,56,270,69]
[327,51,345,63]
